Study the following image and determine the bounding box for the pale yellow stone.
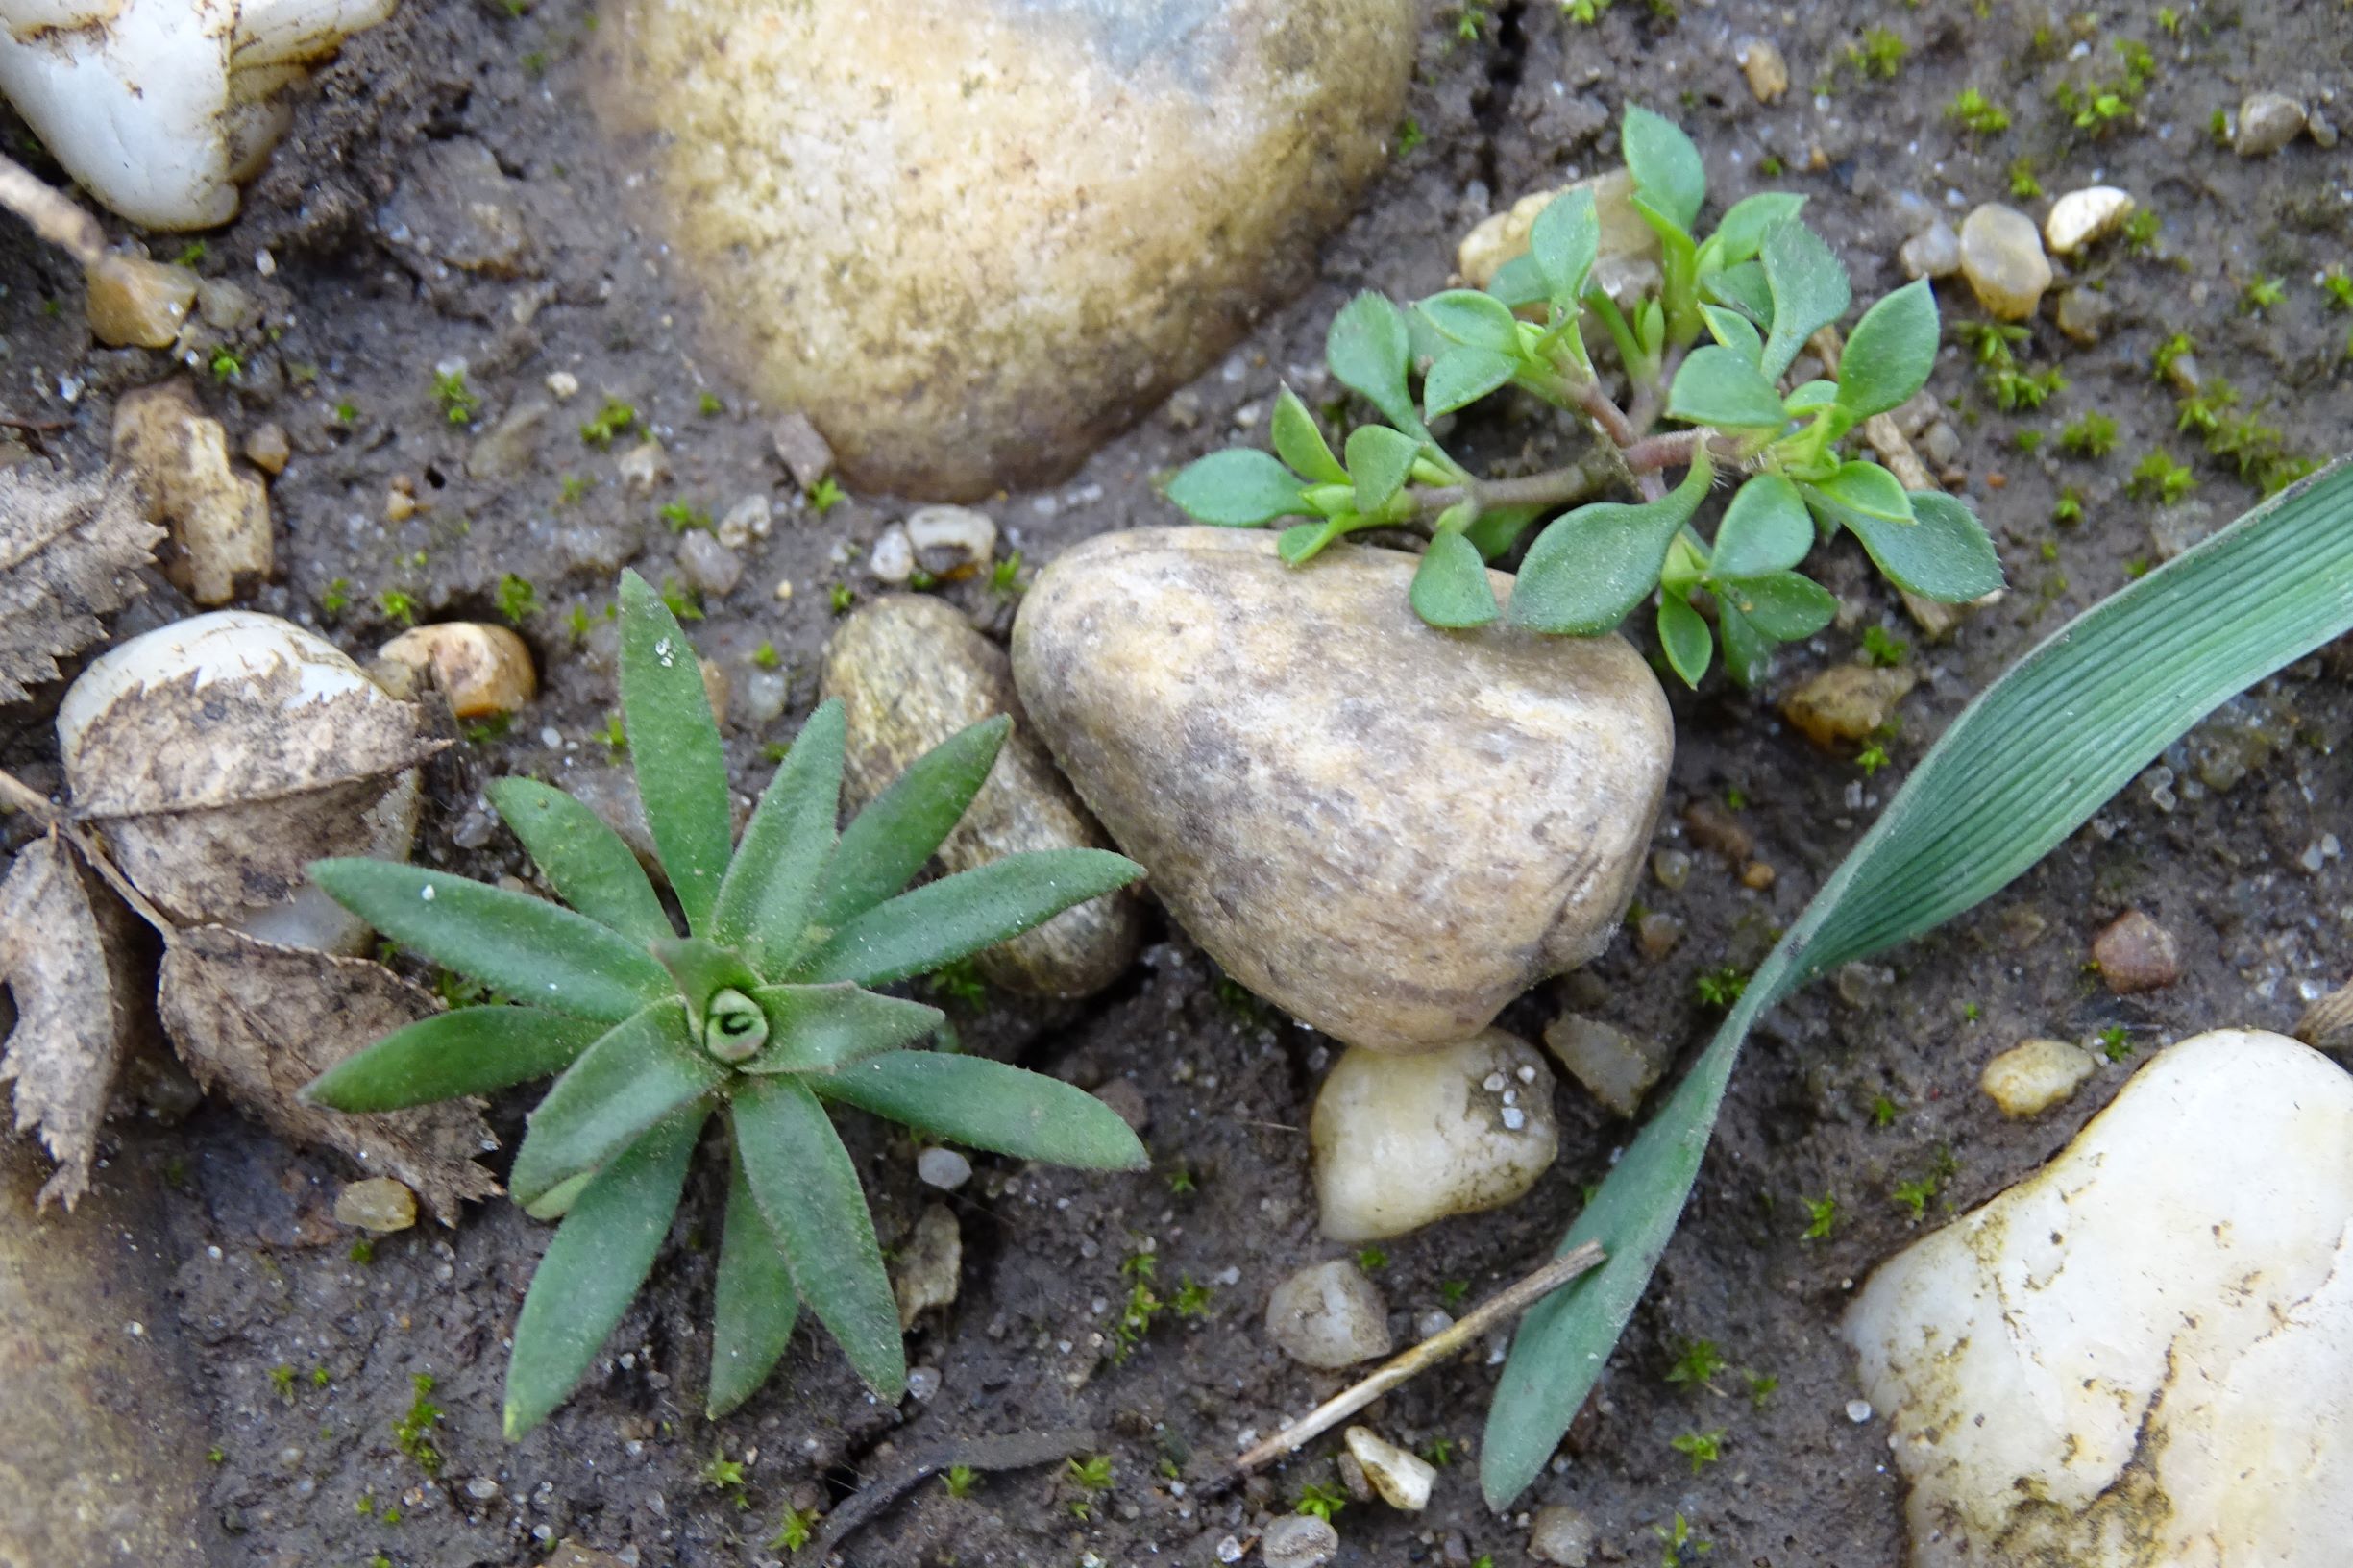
[1957,203,2052,322]
[2043,186,2135,257]
[1978,1037,2097,1118]
[594,0,1413,501]
[1013,528,1672,1054]
[1457,169,1659,293]
[243,422,291,476]
[1736,37,1789,103]
[377,624,537,719]
[1781,664,1918,751]
[332,1176,417,1232]
[1343,1427,1436,1511]
[84,254,197,350]
[110,380,271,605]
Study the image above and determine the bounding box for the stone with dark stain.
[1012,528,1672,1054]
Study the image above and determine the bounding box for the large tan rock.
[821,595,1142,998]
[593,0,1412,501]
[1013,528,1671,1053]
[1845,1030,2353,1568]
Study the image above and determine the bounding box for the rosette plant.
[302,571,1147,1437]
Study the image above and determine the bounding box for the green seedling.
[433,369,480,426]
[1860,625,1907,667]
[1295,1481,1348,1522]
[1670,1428,1726,1473]
[1664,1337,1726,1386]
[579,398,637,449]
[496,573,538,625]
[2007,158,2045,199]
[1843,27,1908,80]
[1167,106,1999,688]
[943,1464,977,1498]
[377,590,418,628]
[807,477,846,514]
[300,572,1147,1438]
[1945,89,2010,134]
[1802,1194,1837,1239]
[2129,451,2196,505]
[2060,412,2118,458]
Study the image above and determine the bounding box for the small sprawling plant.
[302,571,1147,1437]
[1166,106,2002,686]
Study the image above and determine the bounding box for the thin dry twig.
[0,152,105,268]
[1230,1239,1607,1475]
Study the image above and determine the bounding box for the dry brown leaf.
[156,924,498,1223]
[0,465,161,706]
[0,830,145,1210]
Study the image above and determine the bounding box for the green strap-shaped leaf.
[712,699,844,966]
[1622,105,1704,231]
[302,1005,604,1112]
[1709,475,1812,578]
[1482,459,2353,1508]
[707,1139,799,1418]
[1271,387,1349,486]
[1665,345,1788,431]
[1850,491,2006,602]
[618,570,734,935]
[503,1105,702,1439]
[486,778,672,943]
[743,983,944,1074]
[810,716,1009,932]
[1758,219,1851,380]
[732,1077,905,1399]
[1346,425,1423,515]
[1166,449,1310,527]
[310,859,672,1022]
[1507,452,1714,635]
[1326,291,1427,437]
[507,1001,723,1206]
[1410,531,1501,628]
[1836,279,1941,420]
[795,848,1143,988]
[814,1050,1149,1170]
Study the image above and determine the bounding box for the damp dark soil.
[4,2,2352,1565]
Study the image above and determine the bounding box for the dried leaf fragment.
[111,380,271,606]
[0,465,161,706]
[156,924,498,1223]
[0,830,144,1210]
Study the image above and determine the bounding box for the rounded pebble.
[916,1147,972,1190]
[1957,204,2051,321]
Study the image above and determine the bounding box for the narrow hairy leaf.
[1666,346,1788,430]
[733,1076,905,1399]
[1850,491,2005,601]
[814,1050,1149,1169]
[309,859,671,1022]
[810,717,1009,931]
[618,570,734,935]
[1327,291,1426,435]
[1423,346,1519,421]
[1529,186,1600,306]
[1702,191,1805,269]
[302,1005,604,1112]
[503,1107,701,1439]
[1166,449,1308,527]
[1410,532,1501,628]
[1271,387,1349,486]
[1836,279,1940,420]
[507,1001,722,1206]
[713,699,844,965]
[1709,476,1812,577]
[1507,452,1713,635]
[1622,105,1704,231]
[1758,220,1851,380]
[743,984,944,1073]
[796,849,1143,988]
[1346,425,1422,515]
[487,778,672,943]
[708,1142,798,1418]
[1656,592,1714,686]
[1419,289,1524,352]
[1483,458,2353,1510]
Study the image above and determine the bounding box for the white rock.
[1956,203,2051,322]
[1845,1030,2353,1568]
[904,504,997,578]
[615,439,669,491]
[870,525,916,586]
[1898,220,1961,280]
[1311,1030,1559,1241]
[1259,1512,1338,1568]
[1264,1259,1392,1370]
[1528,1504,1595,1565]
[715,494,772,550]
[2043,186,2135,257]
[1341,1427,1434,1511]
[916,1146,971,1190]
[1977,1036,2097,1118]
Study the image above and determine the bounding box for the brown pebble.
[1741,860,1777,890]
[1781,665,1919,751]
[332,1177,418,1233]
[2092,909,2180,993]
[1092,1078,1150,1133]
[1683,799,1753,862]
[243,423,292,476]
[1635,911,1685,959]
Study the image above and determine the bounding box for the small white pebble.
[905,1366,941,1402]
[420,885,435,901]
[1483,1072,1507,1092]
[1501,1107,1526,1131]
[1847,1399,1875,1424]
[127,1321,144,1336]
[539,726,562,747]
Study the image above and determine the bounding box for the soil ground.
[5,1,2353,1564]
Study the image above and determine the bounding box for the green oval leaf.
[1487,254,1550,310]
[743,983,944,1074]
[1850,491,2006,601]
[1703,259,1774,324]
[1622,105,1704,232]
[1508,453,1714,635]
[1346,424,1424,515]
[1805,460,1915,525]
[1701,191,1805,269]
[1278,519,1348,565]
[487,778,672,944]
[1529,187,1600,306]
[503,1107,702,1440]
[1836,279,1941,420]
[507,1001,722,1206]
[309,859,672,1022]
[733,1077,904,1399]
[810,716,1008,933]
[619,569,734,935]
[1656,592,1714,687]
[1270,387,1348,485]
[302,1005,604,1113]
[1410,531,1501,628]
[1716,600,1773,688]
[1759,219,1851,380]
[708,1142,799,1418]
[796,848,1143,988]
[1166,449,1308,527]
[1666,345,1789,430]
[1709,476,1813,578]
[713,699,845,972]
[1782,380,1840,415]
[1699,305,1763,367]
[1723,570,1839,639]
[1327,291,1426,436]
[813,1050,1148,1170]
[1422,345,1519,421]
[1419,289,1524,352]
[1464,503,1541,561]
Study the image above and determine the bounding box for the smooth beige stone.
[1264,1258,1392,1368]
[1013,528,1671,1053]
[1458,168,1659,295]
[1344,1426,1435,1510]
[377,623,537,719]
[1978,1037,2097,1118]
[823,595,1143,998]
[84,254,197,349]
[1311,1031,1559,1241]
[332,1175,418,1232]
[1957,203,2052,322]
[2043,185,2135,257]
[1846,1030,2353,1568]
[595,0,1413,501]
